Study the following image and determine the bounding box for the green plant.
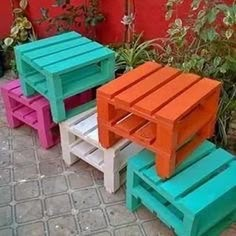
[113,33,159,73]
[83,0,105,27]
[37,0,104,37]
[37,2,84,34]
[157,0,236,147]
[3,0,36,49]
[1,0,36,73]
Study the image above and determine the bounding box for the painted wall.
[97,0,192,44]
[0,1,13,39]
[0,0,230,43]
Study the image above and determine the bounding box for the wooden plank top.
[98,62,221,122]
[15,31,115,75]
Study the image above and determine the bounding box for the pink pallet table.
[1,79,92,149]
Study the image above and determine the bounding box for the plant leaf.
[4,37,14,47]
[225,28,234,39]
[19,0,28,10]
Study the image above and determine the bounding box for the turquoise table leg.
[20,78,37,97]
[47,75,66,123]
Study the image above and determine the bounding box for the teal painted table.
[14,31,115,122]
[126,140,236,236]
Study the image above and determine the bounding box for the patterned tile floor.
[0,72,235,236]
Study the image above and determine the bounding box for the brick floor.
[0,72,235,236]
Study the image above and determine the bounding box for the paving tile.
[12,135,34,150]
[68,171,93,189]
[114,225,143,236]
[0,185,12,204]
[14,164,38,181]
[42,175,68,195]
[13,149,36,165]
[12,125,32,136]
[0,127,9,136]
[14,180,40,201]
[0,151,11,168]
[72,188,100,210]
[37,146,61,161]
[15,199,43,223]
[88,231,111,236]
[48,215,78,236]
[66,159,95,172]
[0,228,13,236]
[142,219,174,236]
[92,169,104,185]
[45,194,72,216]
[0,139,9,151]
[0,168,11,185]
[17,221,46,236]
[106,203,136,227]
[39,160,63,177]
[222,227,236,236]
[0,205,12,227]
[78,209,107,232]
[136,206,155,221]
[99,186,125,204]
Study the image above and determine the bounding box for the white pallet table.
[59,107,143,193]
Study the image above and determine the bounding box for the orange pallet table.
[97,62,221,178]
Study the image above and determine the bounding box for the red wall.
[0,1,13,39]
[0,0,230,43]
[97,0,192,44]
[27,0,85,38]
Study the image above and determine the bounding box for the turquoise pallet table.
[14,31,115,122]
[126,141,236,236]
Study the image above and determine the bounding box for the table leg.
[20,79,36,97]
[1,90,22,128]
[47,76,65,122]
[37,106,54,149]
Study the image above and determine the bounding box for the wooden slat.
[86,128,99,144]
[179,160,236,213]
[72,113,97,136]
[177,108,211,146]
[110,110,130,125]
[10,87,23,96]
[44,47,114,74]
[24,37,90,60]
[134,73,200,115]
[160,149,233,200]
[114,66,180,108]
[87,149,104,166]
[143,166,163,184]
[15,31,79,53]
[71,140,97,158]
[133,122,156,144]
[118,142,143,169]
[115,114,147,135]
[175,140,216,174]
[34,41,101,68]
[97,62,162,99]
[155,78,221,122]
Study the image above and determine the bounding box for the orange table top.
[98,62,221,124]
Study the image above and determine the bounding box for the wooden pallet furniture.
[14,31,115,122]
[97,62,221,178]
[126,140,236,236]
[59,107,143,193]
[1,79,92,149]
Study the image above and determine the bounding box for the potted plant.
[111,33,159,76]
[155,0,236,149]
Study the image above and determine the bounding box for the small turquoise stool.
[126,141,236,236]
[14,31,115,122]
